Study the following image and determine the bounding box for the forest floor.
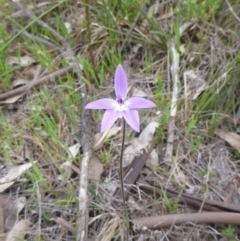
[0,0,240,240]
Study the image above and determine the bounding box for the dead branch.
[137,179,240,213]
[132,212,240,229]
[0,66,73,100]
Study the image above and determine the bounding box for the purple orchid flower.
[85,64,156,132]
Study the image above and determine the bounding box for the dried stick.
[164,40,180,163]
[77,102,93,241]
[132,212,240,229]
[137,179,240,213]
[0,66,73,100]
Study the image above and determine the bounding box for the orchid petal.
[123,110,140,132]
[85,98,116,110]
[114,64,127,101]
[101,110,119,132]
[127,97,156,109]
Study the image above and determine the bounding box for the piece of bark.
[132,212,240,229]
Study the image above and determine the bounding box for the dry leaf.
[101,180,118,200]
[7,56,35,67]
[93,126,121,151]
[106,126,121,138]
[97,216,119,241]
[53,217,75,234]
[57,143,81,182]
[0,95,23,105]
[12,79,29,88]
[122,122,158,167]
[68,143,81,158]
[0,163,32,192]
[123,138,145,167]
[0,183,14,194]
[128,195,142,213]
[179,22,193,36]
[183,70,207,100]
[64,22,72,34]
[146,149,159,169]
[0,195,26,232]
[57,161,72,182]
[93,133,104,151]
[215,129,240,152]
[138,121,159,147]
[88,156,103,181]
[132,87,148,97]
[6,219,31,241]
[0,163,32,184]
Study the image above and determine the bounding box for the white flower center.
[113,100,130,118]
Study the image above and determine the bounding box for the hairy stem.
[84,0,93,63]
[119,119,129,240]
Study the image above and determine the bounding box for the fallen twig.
[0,66,73,100]
[132,212,240,229]
[137,179,240,213]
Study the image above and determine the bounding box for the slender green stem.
[119,119,129,240]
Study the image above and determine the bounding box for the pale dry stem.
[164,40,180,163]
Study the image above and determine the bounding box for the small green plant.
[199,167,216,194]
[185,116,198,137]
[0,1,65,52]
[98,148,112,165]
[233,150,240,159]
[144,50,152,73]
[160,184,185,213]
[190,137,203,153]
[220,225,237,241]
[155,76,171,142]
[25,160,49,192]
[199,167,216,179]
[200,185,207,194]
[208,112,220,135]
[161,186,177,212]
[175,0,223,22]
